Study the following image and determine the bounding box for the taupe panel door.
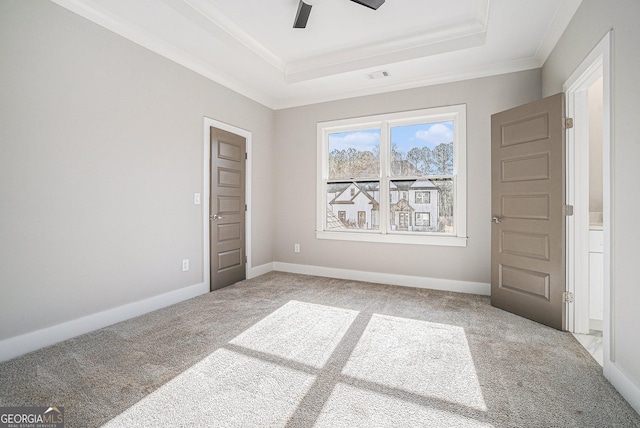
[210,127,246,291]
[491,93,566,330]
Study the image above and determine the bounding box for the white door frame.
[203,117,252,289]
[563,32,611,356]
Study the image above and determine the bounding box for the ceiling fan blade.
[293,1,312,28]
[350,0,385,10]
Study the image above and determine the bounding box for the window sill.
[316,231,467,247]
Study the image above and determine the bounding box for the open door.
[210,127,246,291]
[491,93,566,330]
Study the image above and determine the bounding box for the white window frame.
[316,105,467,247]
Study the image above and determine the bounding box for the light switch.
[194,193,201,205]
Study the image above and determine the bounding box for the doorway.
[564,32,611,366]
[203,118,252,291]
[399,212,409,230]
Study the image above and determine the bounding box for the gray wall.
[0,0,274,341]
[542,0,640,386]
[273,70,541,284]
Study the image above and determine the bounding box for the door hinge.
[565,117,574,129]
[244,255,247,263]
[245,204,247,211]
[245,153,247,160]
[564,291,574,303]
[563,205,574,216]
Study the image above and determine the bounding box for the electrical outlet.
[182,259,189,271]
[294,243,300,253]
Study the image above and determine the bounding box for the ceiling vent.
[367,70,391,80]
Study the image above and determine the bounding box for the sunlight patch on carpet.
[101,303,489,427]
[315,383,492,428]
[102,300,359,427]
[230,300,359,368]
[101,348,315,427]
[341,314,487,411]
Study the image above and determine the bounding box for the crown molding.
[47,0,572,111]
[285,20,488,83]
[170,0,491,85]
[178,0,287,72]
[272,57,541,110]
[535,0,583,64]
[49,0,276,108]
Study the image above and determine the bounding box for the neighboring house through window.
[317,105,467,246]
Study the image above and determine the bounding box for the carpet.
[1,272,638,427]
[102,301,358,427]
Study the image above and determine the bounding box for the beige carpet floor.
[1,271,639,427]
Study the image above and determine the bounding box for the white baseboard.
[0,282,209,363]
[272,262,491,296]
[248,262,274,279]
[605,361,640,415]
[0,263,489,362]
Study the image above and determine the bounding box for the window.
[415,212,430,227]
[415,191,430,204]
[317,105,467,246]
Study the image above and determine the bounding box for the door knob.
[491,216,503,224]
[211,214,225,220]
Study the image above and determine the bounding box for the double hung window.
[317,105,467,246]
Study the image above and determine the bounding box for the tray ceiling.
[50,0,582,109]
